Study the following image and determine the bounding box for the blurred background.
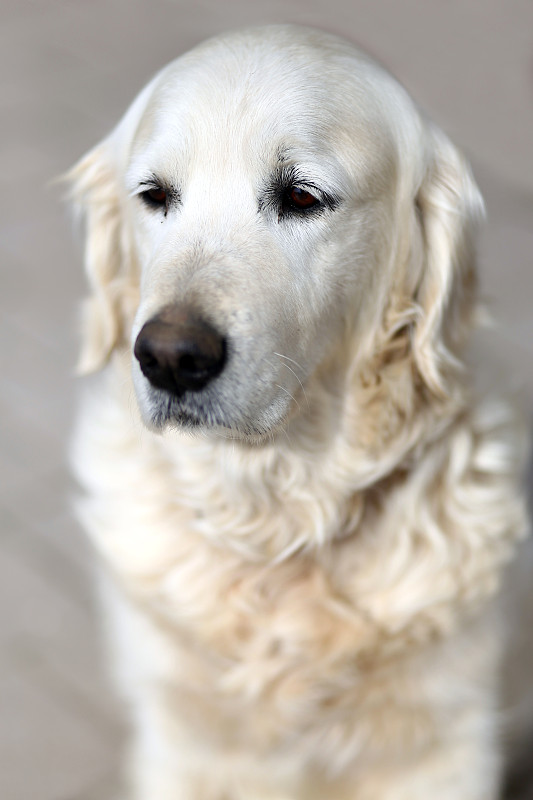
[1,1,532,798]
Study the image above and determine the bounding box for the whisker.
[275,383,301,412]
[274,353,309,410]
[274,352,304,372]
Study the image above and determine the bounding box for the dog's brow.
[275,147,347,195]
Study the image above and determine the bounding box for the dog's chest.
[79,391,382,701]
[130,529,374,696]
[114,529,398,757]
[80,387,516,758]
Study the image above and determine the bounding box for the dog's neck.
[146,349,462,563]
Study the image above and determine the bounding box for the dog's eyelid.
[136,178,171,194]
[131,175,181,213]
[286,171,341,209]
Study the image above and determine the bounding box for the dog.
[68,24,528,800]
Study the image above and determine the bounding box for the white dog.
[69,25,528,800]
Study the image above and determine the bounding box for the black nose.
[134,307,226,396]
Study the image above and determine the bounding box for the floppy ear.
[411,127,484,398]
[68,141,139,374]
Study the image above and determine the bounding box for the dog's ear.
[67,140,138,374]
[411,127,484,397]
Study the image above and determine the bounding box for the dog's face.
[70,26,482,442]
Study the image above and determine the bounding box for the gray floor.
[1,2,532,798]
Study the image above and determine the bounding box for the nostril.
[142,353,158,370]
[174,337,227,387]
[178,353,201,376]
[134,336,159,373]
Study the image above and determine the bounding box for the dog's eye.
[141,186,167,208]
[284,187,320,211]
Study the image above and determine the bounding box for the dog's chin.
[137,384,292,445]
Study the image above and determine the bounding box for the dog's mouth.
[142,384,289,442]
[146,388,224,432]
[133,305,304,440]
[136,356,299,441]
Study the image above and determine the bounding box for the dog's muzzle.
[134,306,227,397]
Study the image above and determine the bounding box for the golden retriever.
[68,24,528,800]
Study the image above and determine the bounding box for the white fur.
[68,25,528,799]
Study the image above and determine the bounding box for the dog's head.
[69,25,482,442]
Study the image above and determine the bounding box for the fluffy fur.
[69,25,528,799]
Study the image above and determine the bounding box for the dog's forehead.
[126,28,418,185]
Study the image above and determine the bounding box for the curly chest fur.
[103,510,506,771]
[75,378,526,763]
[110,536,440,762]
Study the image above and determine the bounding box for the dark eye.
[141,186,167,208]
[283,186,320,212]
